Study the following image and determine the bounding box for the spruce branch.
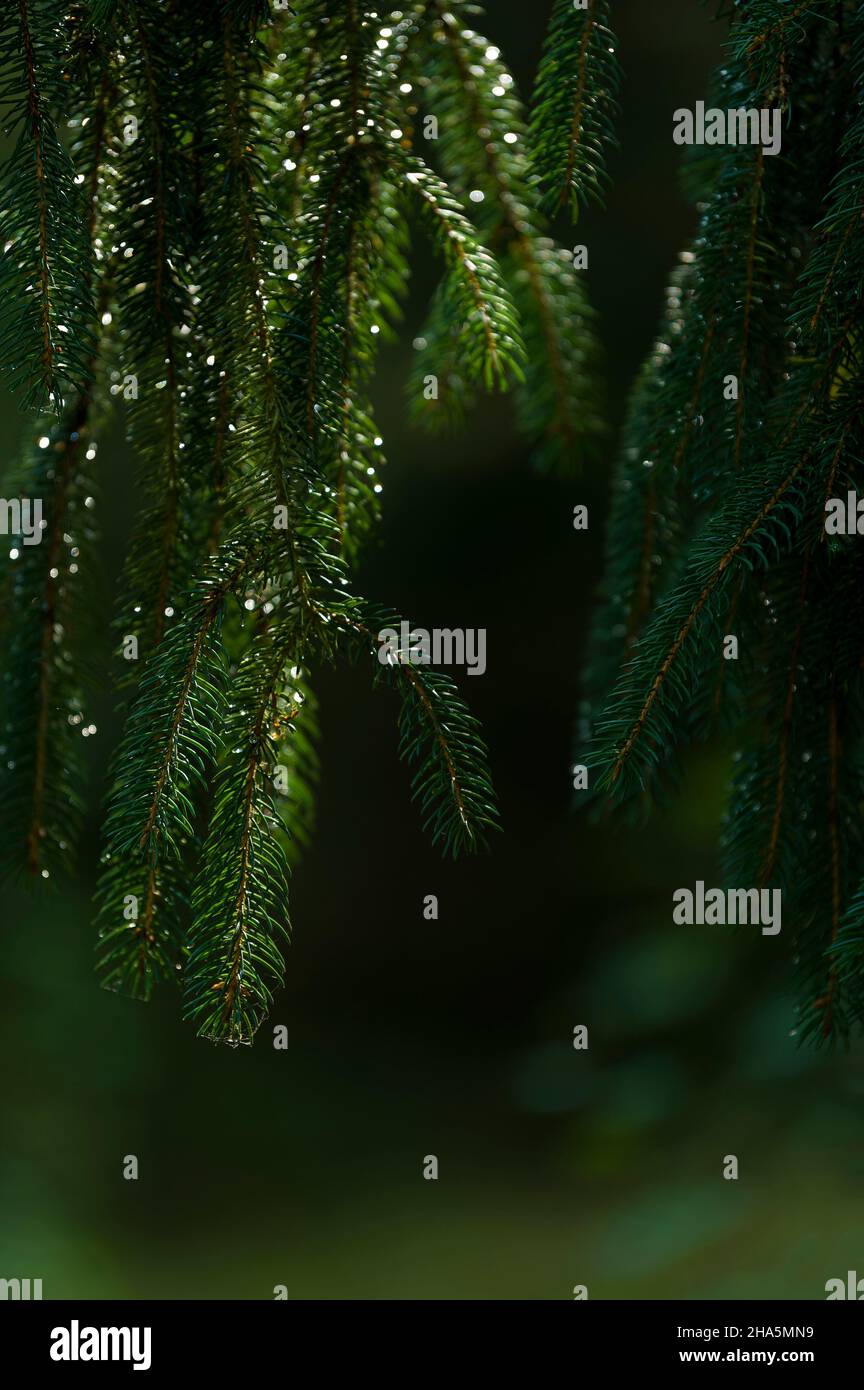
[182,615,297,1046]
[0,15,120,882]
[337,607,501,856]
[586,0,864,1046]
[109,1,201,665]
[405,154,525,395]
[1,0,612,1044]
[411,1,604,469]
[529,0,621,218]
[272,665,320,867]
[95,557,236,997]
[0,0,94,412]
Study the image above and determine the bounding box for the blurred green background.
[2,0,863,1301]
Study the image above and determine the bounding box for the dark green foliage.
[530,0,621,218]
[392,662,499,857]
[0,414,98,883]
[0,2,94,412]
[342,605,501,856]
[1,0,606,1044]
[95,560,234,999]
[585,0,864,1046]
[407,1,604,471]
[0,5,118,882]
[182,616,294,1045]
[110,1,203,658]
[406,156,525,398]
[272,665,320,868]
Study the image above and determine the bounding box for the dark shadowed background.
[2,0,863,1300]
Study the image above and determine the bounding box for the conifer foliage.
[531,0,620,218]
[583,1,864,1047]
[0,2,605,1043]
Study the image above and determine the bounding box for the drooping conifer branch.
[1,0,609,1044]
[530,0,621,218]
[0,11,121,881]
[336,608,501,855]
[183,619,297,1045]
[586,0,864,1046]
[410,2,604,470]
[111,2,198,664]
[0,2,93,412]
